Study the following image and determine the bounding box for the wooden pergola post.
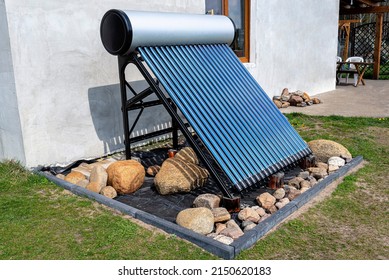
[339,19,361,61]
[342,23,351,61]
[373,13,384,79]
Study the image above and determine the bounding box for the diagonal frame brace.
[120,53,234,198]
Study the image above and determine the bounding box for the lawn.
[0,114,388,259]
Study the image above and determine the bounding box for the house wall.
[2,0,204,167]
[0,0,25,163]
[1,0,339,167]
[248,0,340,97]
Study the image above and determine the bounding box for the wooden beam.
[340,6,389,14]
[342,25,351,61]
[339,19,361,26]
[373,13,383,79]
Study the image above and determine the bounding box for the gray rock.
[275,198,290,209]
[281,96,290,102]
[90,165,108,190]
[273,100,282,108]
[300,187,310,193]
[281,88,289,96]
[215,223,227,234]
[328,156,346,167]
[308,139,352,163]
[193,193,221,209]
[76,179,89,188]
[214,235,234,245]
[308,167,328,179]
[174,147,199,165]
[268,205,278,214]
[176,207,214,235]
[219,227,244,240]
[146,165,161,177]
[289,95,304,106]
[298,171,310,179]
[256,192,276,210]
[71,166,91,180]
[100,186,117,199]
[241,220,255,228]
[316,162,329,170]
[287,177,305,189]
[244,223,257,232]
[300,180,311,189]
[207,233,218,238]
[212,207,231,223]
[273,188,286,200]
[328,164,339,173]
[308,176,317,187]
[226,219,241,231]
[238,207,260,223]
[155,158,208,195]
[287,186,301,201]
[281,101,290,108]
[253,206,266,217]
[341,154,353,163]
[259,213,271,222]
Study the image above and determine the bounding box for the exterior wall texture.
[1,0,339,167]
[0,0,25,163]
[2,0,204,167]
[248,0,340,97]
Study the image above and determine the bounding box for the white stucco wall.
[2,0,204,167]
[0,0,25,162]
[248,0,339,97]
[1,0,339,167]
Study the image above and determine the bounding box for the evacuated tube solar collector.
[100,10,312,197]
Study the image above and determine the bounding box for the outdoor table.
[336,61,373,87]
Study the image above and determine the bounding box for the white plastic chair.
[345,56,364,86]
[337,56,342,62]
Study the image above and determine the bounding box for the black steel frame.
[118,53,234,198]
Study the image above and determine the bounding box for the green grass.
[0,114,388,259]
[237,114,389,260]
[0,161,215,260]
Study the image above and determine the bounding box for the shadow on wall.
[88,81,173,155]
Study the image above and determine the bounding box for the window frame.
[222,0,250,63]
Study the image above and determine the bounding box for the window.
[206,0,250,62]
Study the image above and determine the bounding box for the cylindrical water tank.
[100,9,236,56]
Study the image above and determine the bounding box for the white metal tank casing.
[100,9,236,56]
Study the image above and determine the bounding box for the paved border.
[37,155,363,259]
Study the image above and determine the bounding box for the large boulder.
[176,207,214,235]
[308,139,352,163]
[174,147,199,165]
[107,160,145,195]
[154,158,209,195]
